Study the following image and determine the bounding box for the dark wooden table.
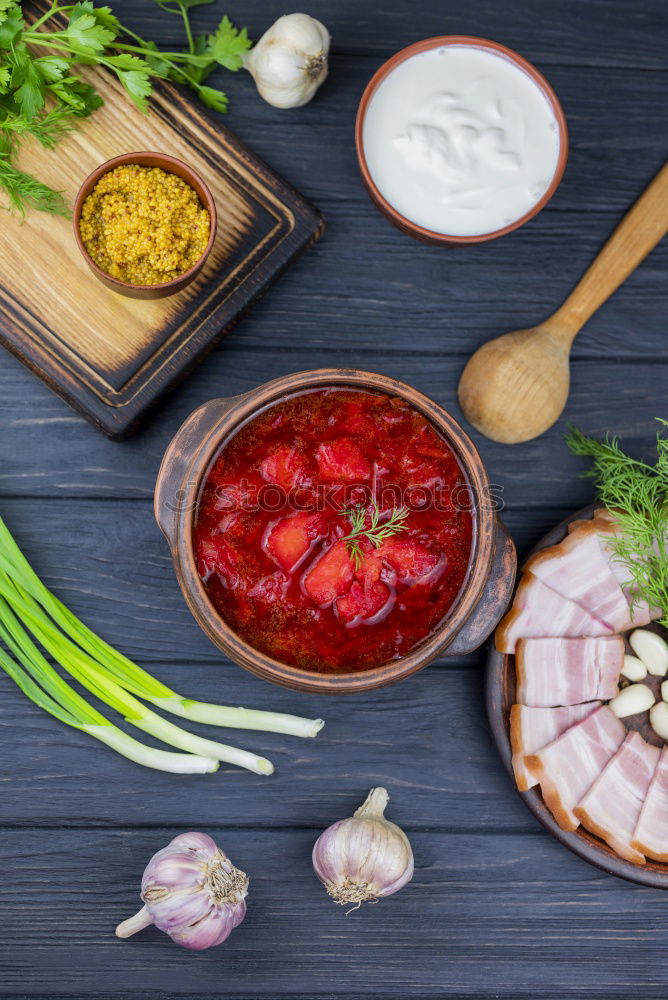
[2,2,667,997]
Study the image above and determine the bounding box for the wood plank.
[221,60,668,212]
[2,828,668,997]
[0,652,536,829]
[0,354,664,503]
[123,0,668,69]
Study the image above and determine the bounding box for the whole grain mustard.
[79,164,211,286]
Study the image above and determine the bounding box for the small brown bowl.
[355,36,569,246]
[73,151,217,300]
[154,369,517,695]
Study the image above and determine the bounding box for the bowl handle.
[446,517,517,657]
[154,396,242,547]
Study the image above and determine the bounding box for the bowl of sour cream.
[355,36,568,245]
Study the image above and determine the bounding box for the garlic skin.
[312,788,414,907]
[115,832,248,950]
[244,14,330,109]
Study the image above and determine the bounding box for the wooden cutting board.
[0,26,324,439]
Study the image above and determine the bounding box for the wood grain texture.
[1,0,668,996]
[4,829,668,998]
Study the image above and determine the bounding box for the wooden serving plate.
[486,505,668,888]
[0,4,324,438]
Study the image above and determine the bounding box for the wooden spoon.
[458,161,668,444]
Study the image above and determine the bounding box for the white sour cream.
[362,44,561,237]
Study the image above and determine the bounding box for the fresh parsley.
[0,0,251,216]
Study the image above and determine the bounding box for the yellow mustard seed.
[79,165,211,286]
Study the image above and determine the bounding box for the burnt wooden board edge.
[485,503,668,889]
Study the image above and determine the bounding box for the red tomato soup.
[193,388,473,673]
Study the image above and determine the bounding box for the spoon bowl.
[458,324,571,444]
[458,161,668,444]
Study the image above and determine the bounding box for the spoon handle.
[550,160,668,342]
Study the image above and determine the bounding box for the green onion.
[0,516,325,776]
[0,575,274,776]
[0,517,323,739]
[0,597,218,775]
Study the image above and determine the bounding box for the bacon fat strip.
[515,636,623,707]
[574,731,660,864]
[510,703,601,792]
[524,520,639,632]
[631,747,668,862]
[524,705,625,832]
[495,573,613,655]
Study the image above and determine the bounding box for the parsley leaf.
[197,84,228,112]
[66,2,117,54]
[106,54,152,111]
[35,56,70,83]
[0,6,23,48]
[9,46,45,119]
[208,15,251,71]
[0,64,9,93]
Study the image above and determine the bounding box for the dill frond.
[565,421,668,627]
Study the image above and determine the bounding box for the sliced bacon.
[574,732,660,864]
[524,705,625,832]
[510,703,601,792]
[631,747,668,862]
[568,511,657,626]
[524,521,637,632]
[515,636,623,707]
[495,573,613,655]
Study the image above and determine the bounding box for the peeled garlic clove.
[116,832,248,950]
[662,679,668,703]
[629,630,668,676]
[650,702,668,740]
[621,654,648,681]
[244,14,330,109]
[609,683,655,718]
[312,787,414,908]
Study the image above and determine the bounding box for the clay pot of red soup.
[155,371,516,693]
[356,37,568,245]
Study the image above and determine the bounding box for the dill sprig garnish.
[565,420,668,627]
[339,502,409,568]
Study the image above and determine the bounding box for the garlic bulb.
[116,832,248,950]
[312,788,414,908]
[244,14,330,109]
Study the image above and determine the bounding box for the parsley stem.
[181,7,195,56]
[28,3,60,31]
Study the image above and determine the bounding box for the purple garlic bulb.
[116,832,248,950]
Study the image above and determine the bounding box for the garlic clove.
[244,13,330,109]
[629,629,668,676]
[609,683,656,718]
[620,654,648,681]
[662,679,668,703]
[650,702,668,741]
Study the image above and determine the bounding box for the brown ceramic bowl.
[155,369,517,694]
[355,36,569,246]
[73,151,217,300]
